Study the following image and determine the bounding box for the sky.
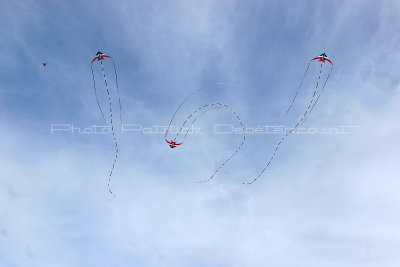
[1,0,400,266]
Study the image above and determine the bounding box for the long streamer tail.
[308,65,334,116]
[91,64,107,125]
[300,64,333,126]
[244,62,325,185]
[181,106,223,143]
[101,61,118,196]
[280,60,311,124]
[173,102,246,183]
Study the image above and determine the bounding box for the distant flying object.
[91,51,111,63]
[312,53,333,64]
[165,139,182,148]
[42,62,47,66]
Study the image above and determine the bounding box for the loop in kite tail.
[164,87,203,140]
[243,62,324,185]
[173,102,246,183]
[173,102,225,144]
[280,60,311,125]
[111,58,123,124]
[181,106,223,143]
[91,64,107,125]
[101,60,118,196]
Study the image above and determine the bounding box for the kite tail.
[91,64,107,125]
[243,62,324,185]
[174,103,229,143]
[111,58,123,124]
[165,87,203,139]
[196,103,246,183]
[101,61,118,196]
[280,60,311,124]
[173,102,245,183]
[308,65,334,116]
[182,106,223,142]
[165,83,239,140]
[173,102,215,142]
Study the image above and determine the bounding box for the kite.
[90,51,123,195]
[165,139,182,148]
[313,53,333,64]
[243,53,333,185]
[165,87,246,183]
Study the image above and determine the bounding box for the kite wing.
[165,139,175,145]
[312,55,333,64]
[165,139,182,146]
[91,54,111,63]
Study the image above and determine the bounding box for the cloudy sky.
[1,0,399,266]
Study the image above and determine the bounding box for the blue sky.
[1,0,400,266]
